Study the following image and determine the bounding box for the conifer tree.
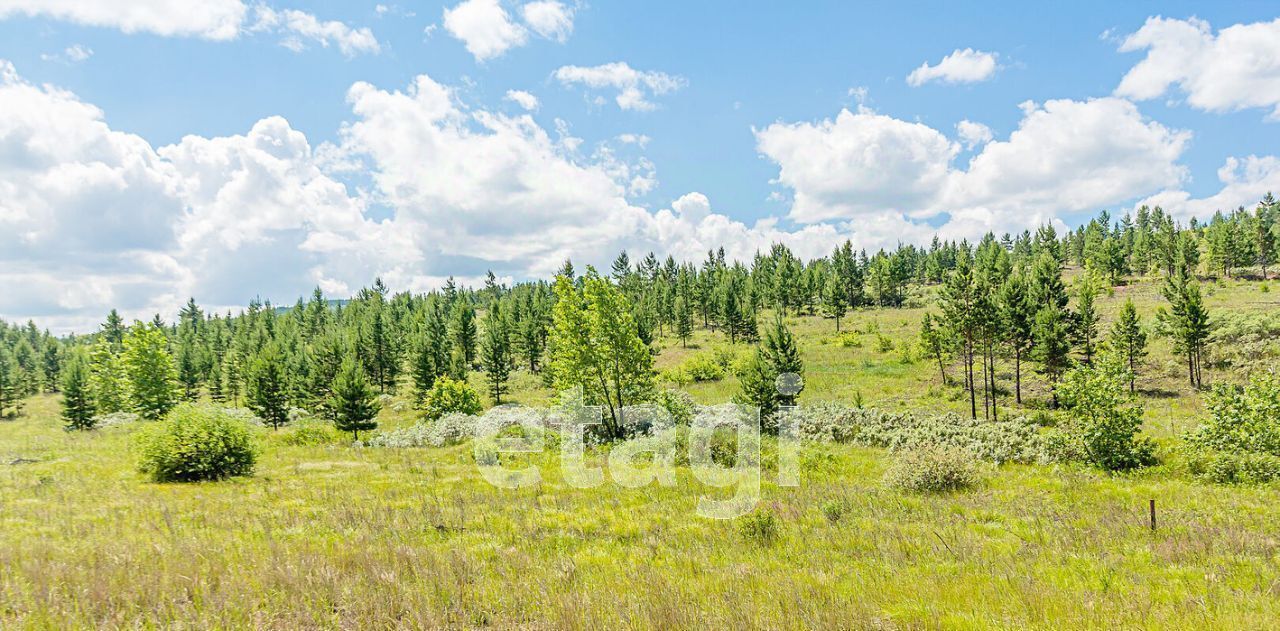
[330,358,380,441]
[1074,273,1101,364]
[122,322,179,421]
[919,312,950,385]
[1160,269,1210,389]
[61,353,96,430]
[764,314,804,407]
[450,300,478,370]
[1031,304,1072,408]
[480,301,512,404]
[820,272,848,332]
[0,348,19,418]
[999,271,1034,404]
[1109,299,1147,393]
[674,294,693,348]
[246,343,290,429]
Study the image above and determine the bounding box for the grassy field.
[3,273,1280,628]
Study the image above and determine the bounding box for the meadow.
[3,274,1279,629]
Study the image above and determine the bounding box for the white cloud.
[442,0,527,61]
[1135,155,1280,222]
[554,62,685,111]
[40,44,93,64]
[253,7,380,56]
[0,1,379,56]
[755,109,958,223]
[955,119,992,149]
[0,0,248,40]
[504,89,539,111]
[757,97,1192,235]
[1116,17,1280,120]
[907,48,999,86]
[521,0,573,42]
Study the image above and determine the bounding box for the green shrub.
[682,353,725,382]
[278,420,343,446]
[792,402,1043,464]
[422,377,483,421]
[884,447,980,493]
[875,334,895,353]
[1058,357,1157,471]
[738,509,780,546]
[821,499,846,524]
[1185,449,1280,484]
[134,405,259,482]
[835,332,863,348]
[652,388,696,426]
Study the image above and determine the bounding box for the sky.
[2,1,1280,334]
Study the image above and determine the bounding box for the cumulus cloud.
[955,120,992,149]
[0,0,248,39]
[554,62,685,111]
[0,1,379,55]
[442,0,527,61]
[1135,155,1280,222]
[253,7,380,56]
[521,0,573,42]
[907,48,999,86]
[757,97,1192,235]
[504,89,539,110]
[0,60,397,331]
[1116,17,1280,120]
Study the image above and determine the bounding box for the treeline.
[1,195,1275,428]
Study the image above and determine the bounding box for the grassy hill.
[2,272,1279,628]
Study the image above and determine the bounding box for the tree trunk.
[1014,350,1022,404]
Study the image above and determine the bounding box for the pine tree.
[763,313,804,407]
[480,301,512,404]
[450,300,478,370]
[1031,304,1072,408]
[0,348,19,418]
[674,294,693,348]
[102,309,126,346]
[1074,273,1101,364]
[41,341,61,393]
[246,343,290,429]
[1109,299,1147,393]
[820,272,848,332]
[330,358,380,441]
[1160,269,1211,389]
[61,353,96,430]
[919,312,950,385]
[221,348,243,406]
[122,322,179,420]
[999,271,1034,404]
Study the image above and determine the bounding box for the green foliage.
[1187,371,1280,457]
[122,322,179,421]
[1108,299,1148,393]
[329,358,381,440]
[134,404,259,482]
[0,347,20,418]
[547,274,655,439]
[1057,356,1156,471]
[277,420,344,446]
[480,301,513,404]
[422,376,483,422]
[884,447,980,493]
[60,354,96,431]
[245,343,290,430]
[88,340,127,414]
[1031,303,1072,406]
[737,509,780,547]
[1159,268,1211,388]
[652,388,696,426]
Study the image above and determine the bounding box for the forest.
[3,198,1280,627]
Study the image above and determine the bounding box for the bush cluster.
[421,377,483,421]
[1182,371,1280,484]
[791,402,1043,464]
[366,413,479,448]
[134,405,259,482]
[884,447,980,493]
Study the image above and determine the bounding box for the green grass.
[3,272,1279,628]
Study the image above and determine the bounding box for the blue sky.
[2,1,1279,332]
